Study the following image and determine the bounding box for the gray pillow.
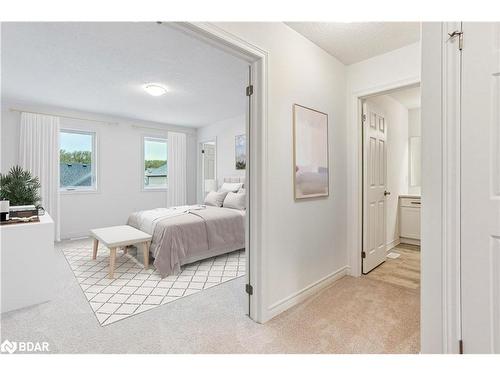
[223,192,246,210]
[204,191,228,207]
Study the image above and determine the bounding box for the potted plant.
[0,166,41,207]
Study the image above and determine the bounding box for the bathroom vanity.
[399,195,421,245]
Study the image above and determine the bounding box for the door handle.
[384,190,391,196]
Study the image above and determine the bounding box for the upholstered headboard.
[223,176,245,188]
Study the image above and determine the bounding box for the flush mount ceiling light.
[143,83,168,97]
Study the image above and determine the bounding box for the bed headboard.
[223,176,245,188]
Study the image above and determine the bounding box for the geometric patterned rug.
[62,239,245,326]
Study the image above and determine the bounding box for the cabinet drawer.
[400,197,421,208]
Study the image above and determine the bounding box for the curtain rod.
[132,124,168,132]
[132,124,196,135]
[9,108,119,125]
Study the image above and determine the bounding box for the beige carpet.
[259,276,420,354]
[0,241,420,353]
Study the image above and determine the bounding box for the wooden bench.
[89,225,152,278]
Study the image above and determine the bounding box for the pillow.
[219,182,243,193]
[223,191,246,210]
[237,187,246,194]
[204,191,228,207]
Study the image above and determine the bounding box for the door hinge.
[448,30,464,51]
[362,114,367,122]
[361,251,366,259]
[459,339,464,354]
[201,149,205,154]
[245,283,253,295]
[246,85,254,97]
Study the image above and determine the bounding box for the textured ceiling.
[388,86,421,109]
[286,22,420,65]
[1,23,249,127]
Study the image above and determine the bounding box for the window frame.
[142,135,168,191]
[59,129,98,193]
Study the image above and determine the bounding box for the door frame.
[418,22,462,353]
[350,78,420,278]
[175,22,268,323]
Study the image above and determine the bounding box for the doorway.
[199,140,217,199]
[174,23,267,322]
[360,84,422,289]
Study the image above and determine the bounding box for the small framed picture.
[235,134,246,170]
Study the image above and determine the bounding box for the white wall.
[197,114,246,202]
[408,108,421,137]
[408,108,422,195]
[214,23,348,321]
[348,43,421,93]
[1,101,198,239]
[366,95,409,248]
[346,41,421,277]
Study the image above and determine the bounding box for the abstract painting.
[293,104,329,200]
[235,134,246,170]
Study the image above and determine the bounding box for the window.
[60,130,96,191]
[143,137,167,189]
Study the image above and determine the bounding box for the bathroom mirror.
[409,136,421,188]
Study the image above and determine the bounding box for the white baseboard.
[264,265,349,322]
[386,238,401,251]
[400,237,420,246]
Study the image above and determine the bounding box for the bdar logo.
[1,340,17,354]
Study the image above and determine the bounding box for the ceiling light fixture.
[143,83,168,97]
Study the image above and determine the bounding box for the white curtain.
[167,131,187,207]
[19,112,60,241]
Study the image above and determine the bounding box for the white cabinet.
[399,196,421,244]
[1,214,55,313]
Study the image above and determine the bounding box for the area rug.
[62,240,245,326]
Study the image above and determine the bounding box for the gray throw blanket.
[128,206,244,276]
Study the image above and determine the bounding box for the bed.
[127,177,246,276]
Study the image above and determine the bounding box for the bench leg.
[142,242,150,269]
[109,247,117,279]
[123,246,128,255]
[92,239,99,260]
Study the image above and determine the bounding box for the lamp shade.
[204,179,217,193]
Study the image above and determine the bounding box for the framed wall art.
[293,104,329,200]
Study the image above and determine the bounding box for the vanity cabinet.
[399,196,421,244]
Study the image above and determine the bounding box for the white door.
[362,101,388,273]
[200,141,216,198]
[461,22,500,353]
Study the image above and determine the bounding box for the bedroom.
[0,22,250,325]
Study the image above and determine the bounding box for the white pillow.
[223,191,246,210]
[219,182,243,193]
[204,191,228,207]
